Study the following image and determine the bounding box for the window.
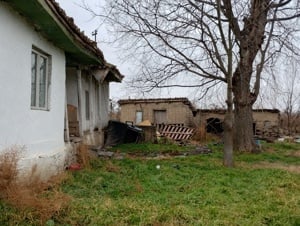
[135,111,143,124]
[85,90,90,120]
[264,120,271,130]
[154,110,167,124]
[31,48,51,110]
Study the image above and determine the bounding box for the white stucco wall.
[0,3,66,178]
[66,70,110,132]
[99,81,110,129]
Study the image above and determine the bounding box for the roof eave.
[105,63,124,83]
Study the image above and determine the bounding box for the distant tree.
[280,63,300,135]
[109,99,121,120]
[86,0,300,166]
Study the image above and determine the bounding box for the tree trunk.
[232,68,256,152]
[223,46,234,167]
[223,110,234,166]
[233,103,255,152]
[230,0,269,152]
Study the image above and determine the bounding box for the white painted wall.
[0,3,66,178]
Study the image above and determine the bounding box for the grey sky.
[55,0,198,103]
[54,1,298,110]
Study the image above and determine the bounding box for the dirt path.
[239,161,300,174]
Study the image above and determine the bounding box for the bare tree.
[271,58,300,135]
[87,0,300,164]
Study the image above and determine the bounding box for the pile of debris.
[95,145,212,159]
[104,120,143,147]
[104,120,195,147]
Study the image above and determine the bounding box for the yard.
[1,142,299,225]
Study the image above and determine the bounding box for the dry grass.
[0,147,71,224]
[0,148,20,197]
[289,150,300,157]
[250,162,300,174]
[192,125,220,143]
[237,159,300,174]
[76,144,94,169]
[105,160,121,173]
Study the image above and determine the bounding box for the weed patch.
[0,148,71,225]
[0,147,20,198]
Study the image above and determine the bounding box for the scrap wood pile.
[104,120,195,147]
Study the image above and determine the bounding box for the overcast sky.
[54,1,299,111]
[55,0,198,103]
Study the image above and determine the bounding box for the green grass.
[1,142,300,225]
[109,142,192,155]
[236,141,300,165]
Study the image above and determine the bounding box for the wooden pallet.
[157,124,194,141]
[69,121,80,137]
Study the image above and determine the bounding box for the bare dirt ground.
[238,149,300,174]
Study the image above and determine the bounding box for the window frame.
[153,109,167,124]
[30,48,51,111]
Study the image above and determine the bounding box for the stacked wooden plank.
[67,105,80,137]
[69,121,80,137]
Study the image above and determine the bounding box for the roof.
[3,0,123,82]
[118,98,197,112]
[253,109,280,113]
[104,63,124,82]
[198,108,280,114]
[118,98,280,115]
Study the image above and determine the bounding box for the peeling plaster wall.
[120,101,194,127]
[66,69,110,146]
[0,3,67,178]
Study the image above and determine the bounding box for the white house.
[0,0,122,179]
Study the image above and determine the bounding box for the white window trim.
[31,48,51,111]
